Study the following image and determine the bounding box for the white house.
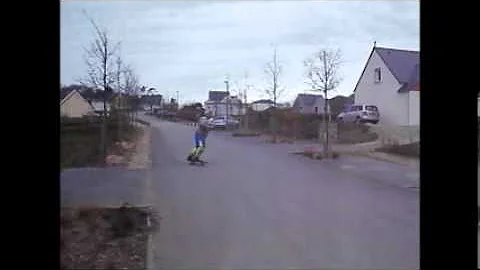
[90,101,112,115]
[204,91,243,117]
[60,89,95,118]
[293,93,331,115]
[251,99,274,111]
[354,45,419,126]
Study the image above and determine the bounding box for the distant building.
[251,99,275,112]
[140,94,163,110]
[293,93,331,115]
[204,91,243,117]
[60,89,95,118]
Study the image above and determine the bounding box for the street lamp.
[176,90,179,109]
[224,76,230,121]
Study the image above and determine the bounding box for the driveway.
[145,117,419,269]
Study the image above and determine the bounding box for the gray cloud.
[61,1,419,103]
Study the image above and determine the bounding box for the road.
[146,117,419,269]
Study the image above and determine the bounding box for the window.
[365,105,378,111]
[314,106,318,114]
[374,68,381,83]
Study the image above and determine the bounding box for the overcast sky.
[61,0,419,104]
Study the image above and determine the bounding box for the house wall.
[204,101,218,116]
[408,91,420,125]
[60,91,93,118]
[91,101,111,113]
[294,98,330,115]
[354,50,409,125]
[205,100,243,117]
[251,103,273,111]
[313,98,331,115]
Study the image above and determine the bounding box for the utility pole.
[323,50,329,156]
[176,90,179,110]
[224,76,229,122]
[243,71,249,130]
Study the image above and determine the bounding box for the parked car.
[337,104,379,124]
[209,116,240,129]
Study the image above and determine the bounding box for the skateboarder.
[187,106,209,163]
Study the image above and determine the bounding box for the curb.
[146,210,155,270]
[289,148,417,166]
[144,124,155,270]
[345,151,419,167]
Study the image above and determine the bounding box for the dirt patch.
[376,141,419,158]
[297,146,340,160]
[127,126,151,169]
[60,205,154,269]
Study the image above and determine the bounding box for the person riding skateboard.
[187,106,209,163]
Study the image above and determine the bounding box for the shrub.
[61,116,138,168]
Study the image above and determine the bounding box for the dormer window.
[374,68,381,83]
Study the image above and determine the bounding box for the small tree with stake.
[79,10,121,165]
[304,48,342,157]
[264,45,285,141]
[122,64,140,125]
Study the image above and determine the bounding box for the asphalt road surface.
[146,117,419,269]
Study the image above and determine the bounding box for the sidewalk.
[61,167,149,207]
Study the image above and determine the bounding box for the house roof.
[252,99,274,104]
[398,63,420,92]
[60,88,96,112]
[61,88,92,105]
[328,95,354,114]
[375,47,419,85]
[208,91,229,101]
[353,46,419,93]
[140,94,163,105]
[60,89,74,101]
[294,94,324,106]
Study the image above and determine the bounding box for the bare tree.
[304,48,342,156]
[114,55,126,138]
[264,46,285,140]
[264,46,284,108]
[80,11,122,165]
[237,71,251,129]
[122,64,140,124]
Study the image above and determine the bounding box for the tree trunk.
[118,106,122,141]
[101,99,108,166]
[245,107,249,130]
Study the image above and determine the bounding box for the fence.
[244,108,354,141]
[238,109,422,146]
